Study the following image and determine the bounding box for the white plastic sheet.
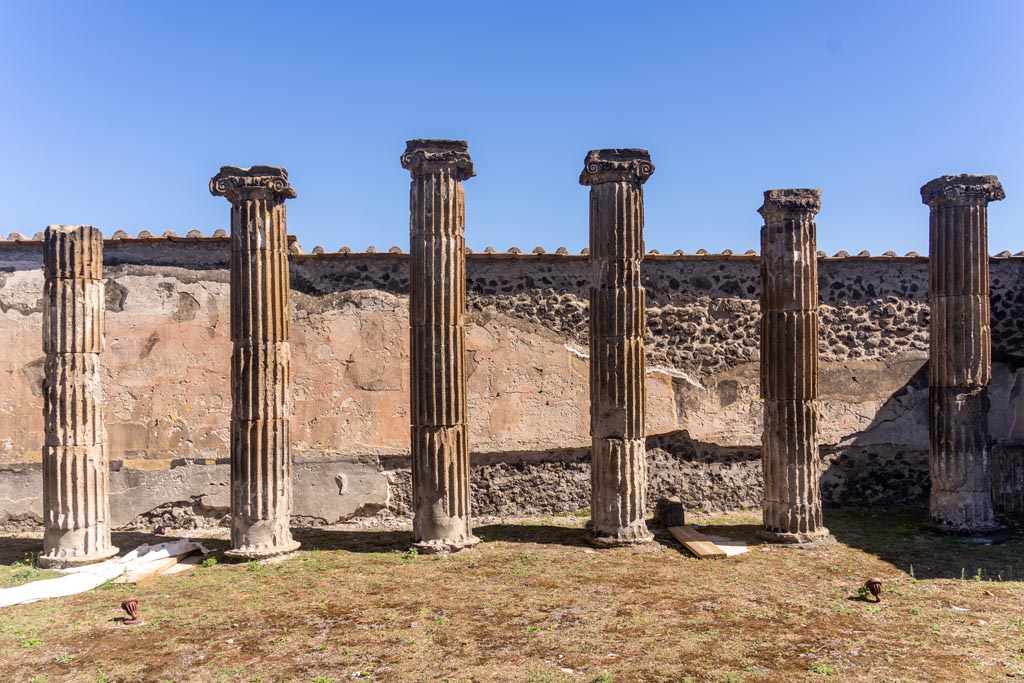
[701,533,750,557]
[0,539,209,608]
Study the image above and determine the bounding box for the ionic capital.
[758,189,822,221]
[209,165,297,202]
[579,149,654,186]
[921,174,1005,207]
[401,140,475,180]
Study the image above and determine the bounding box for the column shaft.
[758,189,830,545]
[39,224,117,568]
[211,165,300,559]
[402,140,477,552]
[922,174,1005,532]
[581,149,655,546]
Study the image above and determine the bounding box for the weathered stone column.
[580,149,655,547]
[758,189,830,545]
[210,165,300,559]
[401,140,478,552]
[922,174,1005,533]
[39,224,118,568]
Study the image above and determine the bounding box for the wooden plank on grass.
[668,526,727,559]
[136,557,182,586]
[115,557,182,585]
[160,554,203,576]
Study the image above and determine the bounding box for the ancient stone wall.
[2,233,1024,528]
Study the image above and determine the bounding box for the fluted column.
[401,140,478,552]
[580,149,655,547]
[922,174,1005,533]
[210,165,300,559]
[758,189,830,545]
[39,224,117,568]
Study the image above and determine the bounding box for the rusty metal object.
[865,578,882,602]
[121,597,142,625]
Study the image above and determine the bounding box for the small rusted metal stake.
[121,598,142,625]
[865,578,882,602]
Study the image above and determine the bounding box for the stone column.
[922,174,1005,533]
[210,165,300,559]
[758,189,830,545]
[401,140,478,552]
[580,149,655,547]
[39,225,117,568]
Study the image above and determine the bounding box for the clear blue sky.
[1,2,1021,255]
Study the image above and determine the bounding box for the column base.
[224,539,301,562]
[38,545,119,569]
[586,520,654,548]
[412,535,480,555]
[758,528,834,548]
[928,488,998,534]
[923,518,1004,536]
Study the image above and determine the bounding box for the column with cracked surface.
[922,174,1005,533]
[210,165,300,559]
[580,149,655,547]
[39,224,118,568]
[401,140,479,552]
[758,189,830,545]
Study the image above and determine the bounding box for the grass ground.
[1,508,1023,683]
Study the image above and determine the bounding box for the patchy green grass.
[1,508,1023,682]
[0,553,60,589]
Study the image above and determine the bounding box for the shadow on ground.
[823,506,1024,581]
[0,522,592,564]
[0,537,42,565]
[5,509,1023,582]
[294,522,592,551]
[689,522,764,545]
[0,531,218,565]
[475,523,591,547]
[292,527,412,553]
